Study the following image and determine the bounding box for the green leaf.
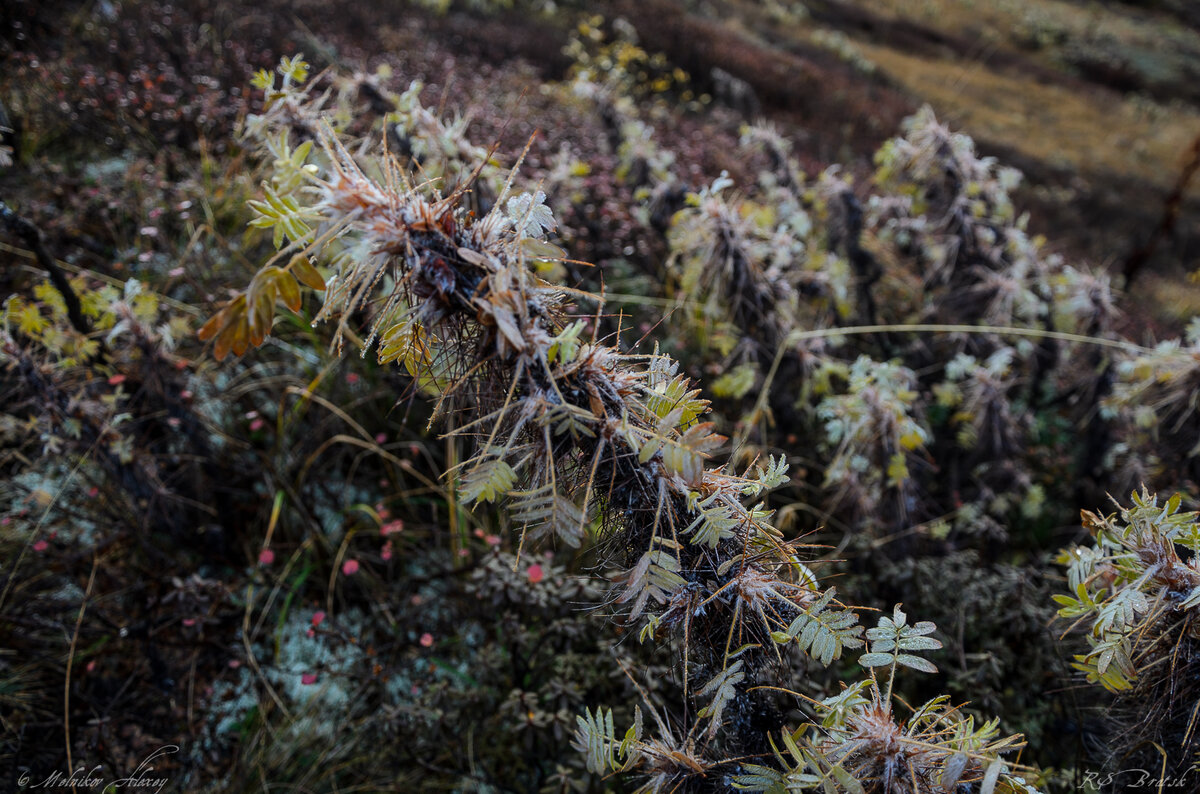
[897,635,943,652]
[547,320,586,365]
[895,653,939,674]
[712,363,757,399]
[279,54,310,84]
[247,183,318,249]
[858,653,894,668]
[642,373,708,427]
[684,493,741,548]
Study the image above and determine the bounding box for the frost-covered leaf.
[896,653,939,674]
[684,493,741,548]
[511,484,587,548]
[743,454,790,496]
[572,707,616,774]
[697,660,744,738]
[506,190,557,238]
[458,456,516,505]
[778,588,863,666]
[617,538,685,623]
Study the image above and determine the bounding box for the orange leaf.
[214,314,241,360]
[206,295,246,357]
[248,293,273,346]
[277,271,302,312]
[231,321,250,357]
[290,255,326,291]
[197,310,226,341]
[247,281,276,338]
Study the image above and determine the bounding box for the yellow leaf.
[17,303,47,336]
[886,453,909,487]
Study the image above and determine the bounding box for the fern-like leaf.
[684,493,741,549]
[458,456,516,505]
[659,421,724,486]
[573,706,617,774]
[617,537,685,622]
[247,182,319,249]
[511,484,588,548]
[642,372,708,427]
[772,588,863,666]
[697,659,745,738]
[742,454,790,496]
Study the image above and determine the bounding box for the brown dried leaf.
[490,304,526,353]
[457,247,492,268]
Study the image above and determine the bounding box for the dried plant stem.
[64,554,98,791]
[786,322,1150,354]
